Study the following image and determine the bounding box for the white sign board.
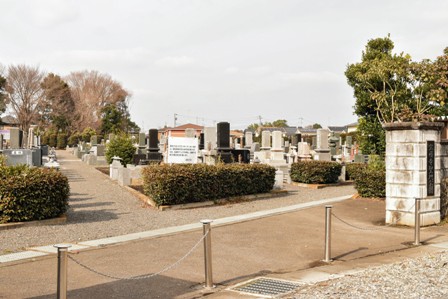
[0,129,10,140]
[167,137,198,164]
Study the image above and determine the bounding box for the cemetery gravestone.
[261,131,271,150]
[244,131,253,148]
[217,122,232,163]
[314,129,331,161]
[147,129,162,163]
[203,127,217,151]
[91,135,98,146]
[10,128,21,149]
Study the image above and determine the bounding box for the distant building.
[0,115,20,130]
[327,126,348,134]
[158,123,203,139]
[258,126,298,138]
[346,121,358,133]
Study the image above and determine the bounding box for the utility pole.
[174,113,178,127]
[258,115,262,126]
[298,117,304,127]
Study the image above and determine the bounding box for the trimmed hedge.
[354,167,385,198]
[353,156,386,198]
[0,166,70,223]
[290,160,342,184]
[142,163,275,206]
[345,163,367,180]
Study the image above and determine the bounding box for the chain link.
[331,202,416,231]
[68,230,209,280]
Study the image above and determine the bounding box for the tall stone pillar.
[384,122,443,226]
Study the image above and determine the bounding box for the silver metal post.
[54,244,71,299]
[324,205,332,262]
[414,199,421,246]
[200,220,214,288]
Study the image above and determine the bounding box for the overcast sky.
[1,0,447,130]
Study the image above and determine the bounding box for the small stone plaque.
[427,141,435,196]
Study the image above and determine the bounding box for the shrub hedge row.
[0,166,70,223]
[354,167,386,198]
[290,160,342,184]
[141,163,275,206]
[352,156,386,198]
[345,163,367,181]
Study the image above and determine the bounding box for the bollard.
[323,206,332,262]
[54,244,71,299]
[200,220,214,288]
[414,199,421,246]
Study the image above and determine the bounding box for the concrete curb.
[0,215,67,231]
[125,186,289,211]
[291,181,354,189]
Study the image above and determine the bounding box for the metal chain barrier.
[331,202,416,231]
[68,230,208,280]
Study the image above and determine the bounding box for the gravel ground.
[0,150,355,254]
[285,251,448,298]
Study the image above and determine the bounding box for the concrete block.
[118,168,131,186]
[386,184,439,198]
[86,154,97,165]
[386,210,440,226]
[386,197,440,212]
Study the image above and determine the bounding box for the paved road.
[1,149,355,254]
[1,150,447,298]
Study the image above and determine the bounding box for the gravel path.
[285,251,448,298]
[0,150,355,254]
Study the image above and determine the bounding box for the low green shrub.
[142,163,275,206]
[345,163,367,180]
[353,156,386,198]
[0,166,70,223]
[105,133,136,166]
[57,133,67,149]
[290,160,342,184]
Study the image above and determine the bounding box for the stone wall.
[384,122,443,226]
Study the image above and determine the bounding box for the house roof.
[260,126,298,136]
[328,126,347,133]
[297,127,317,134]
[171,123,203,130]
[346,121,358,127]
[159,123,203,132]
[1,115,19,125]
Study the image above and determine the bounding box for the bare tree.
[5,64,45,136]
[0,64,7,115]
[66,70,130,132]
